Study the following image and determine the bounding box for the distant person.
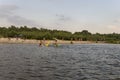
[70,38,73,44]
[43,38,46,46]
[8,37,11,40]
[54,39,58,47]
[39,40,43,47]
[45,42,50,47]
[42,38,50,47]
[70,41,73,44]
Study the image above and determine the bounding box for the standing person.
[43,38,46,46]
[70,38,73,44]
[54,39,58,47]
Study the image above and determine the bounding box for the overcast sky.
[0,0,120,33]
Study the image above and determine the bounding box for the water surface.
[0,44,120,80]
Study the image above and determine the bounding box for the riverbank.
[0,38,105,44]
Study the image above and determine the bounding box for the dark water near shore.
[0,44,120,80]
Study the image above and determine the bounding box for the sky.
[0,0,120,33]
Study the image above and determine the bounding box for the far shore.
[0,38,106,44]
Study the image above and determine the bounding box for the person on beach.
[70,38,73,44]
[43,38,46,46]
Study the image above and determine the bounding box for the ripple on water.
[0,44,120,80]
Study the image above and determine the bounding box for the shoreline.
[0,38,105,44]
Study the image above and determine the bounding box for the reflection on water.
[0,44,120,80]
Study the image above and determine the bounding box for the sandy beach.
[0,38,105,44]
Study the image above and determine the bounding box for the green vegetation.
[0,25,120,44]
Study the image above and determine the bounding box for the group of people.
[39,38,74,47]
[39,39,58,47]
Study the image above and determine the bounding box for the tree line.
[0,25,120,44]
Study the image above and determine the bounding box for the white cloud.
[0,4,39,27]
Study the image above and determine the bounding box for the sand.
[0,38,105,44]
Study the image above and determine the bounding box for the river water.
[0,44,120,80]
